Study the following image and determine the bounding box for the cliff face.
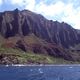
[0,9,80,48]
[0,9,80,61]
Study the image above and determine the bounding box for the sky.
[0,0,80,29]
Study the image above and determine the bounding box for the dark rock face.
[0,9,80,48]
[0,9,80,61]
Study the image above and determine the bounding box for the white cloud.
[24,0,36,11]
[10,0,24,6]
[62,4,80,29]
[0,0,2,5]
[35,1,64,17]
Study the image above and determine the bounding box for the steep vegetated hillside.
[0,9,80,64]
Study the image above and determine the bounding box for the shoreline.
[1,64,80,67]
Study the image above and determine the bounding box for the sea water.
[0,65,80,80]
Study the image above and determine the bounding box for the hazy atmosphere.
[0,0,80,29]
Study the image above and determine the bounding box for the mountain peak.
[14,8,19,11]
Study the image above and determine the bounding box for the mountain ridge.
[0,9,80,47]
[0,9,80,64]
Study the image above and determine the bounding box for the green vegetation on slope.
[0,46,79,65]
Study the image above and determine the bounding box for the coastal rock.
[0,54,19,64]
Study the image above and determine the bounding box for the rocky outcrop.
[0,54,19,64]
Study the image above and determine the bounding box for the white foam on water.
[38,68,43,73]
[69,67,73,68]
[40,71,43,73]
[4,64,80,67]
[5,65,9,67]
[30,69,33,71]
[12,64,25,67]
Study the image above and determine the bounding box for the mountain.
[0,9,80,64]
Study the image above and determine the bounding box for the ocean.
[0,65,80,80]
